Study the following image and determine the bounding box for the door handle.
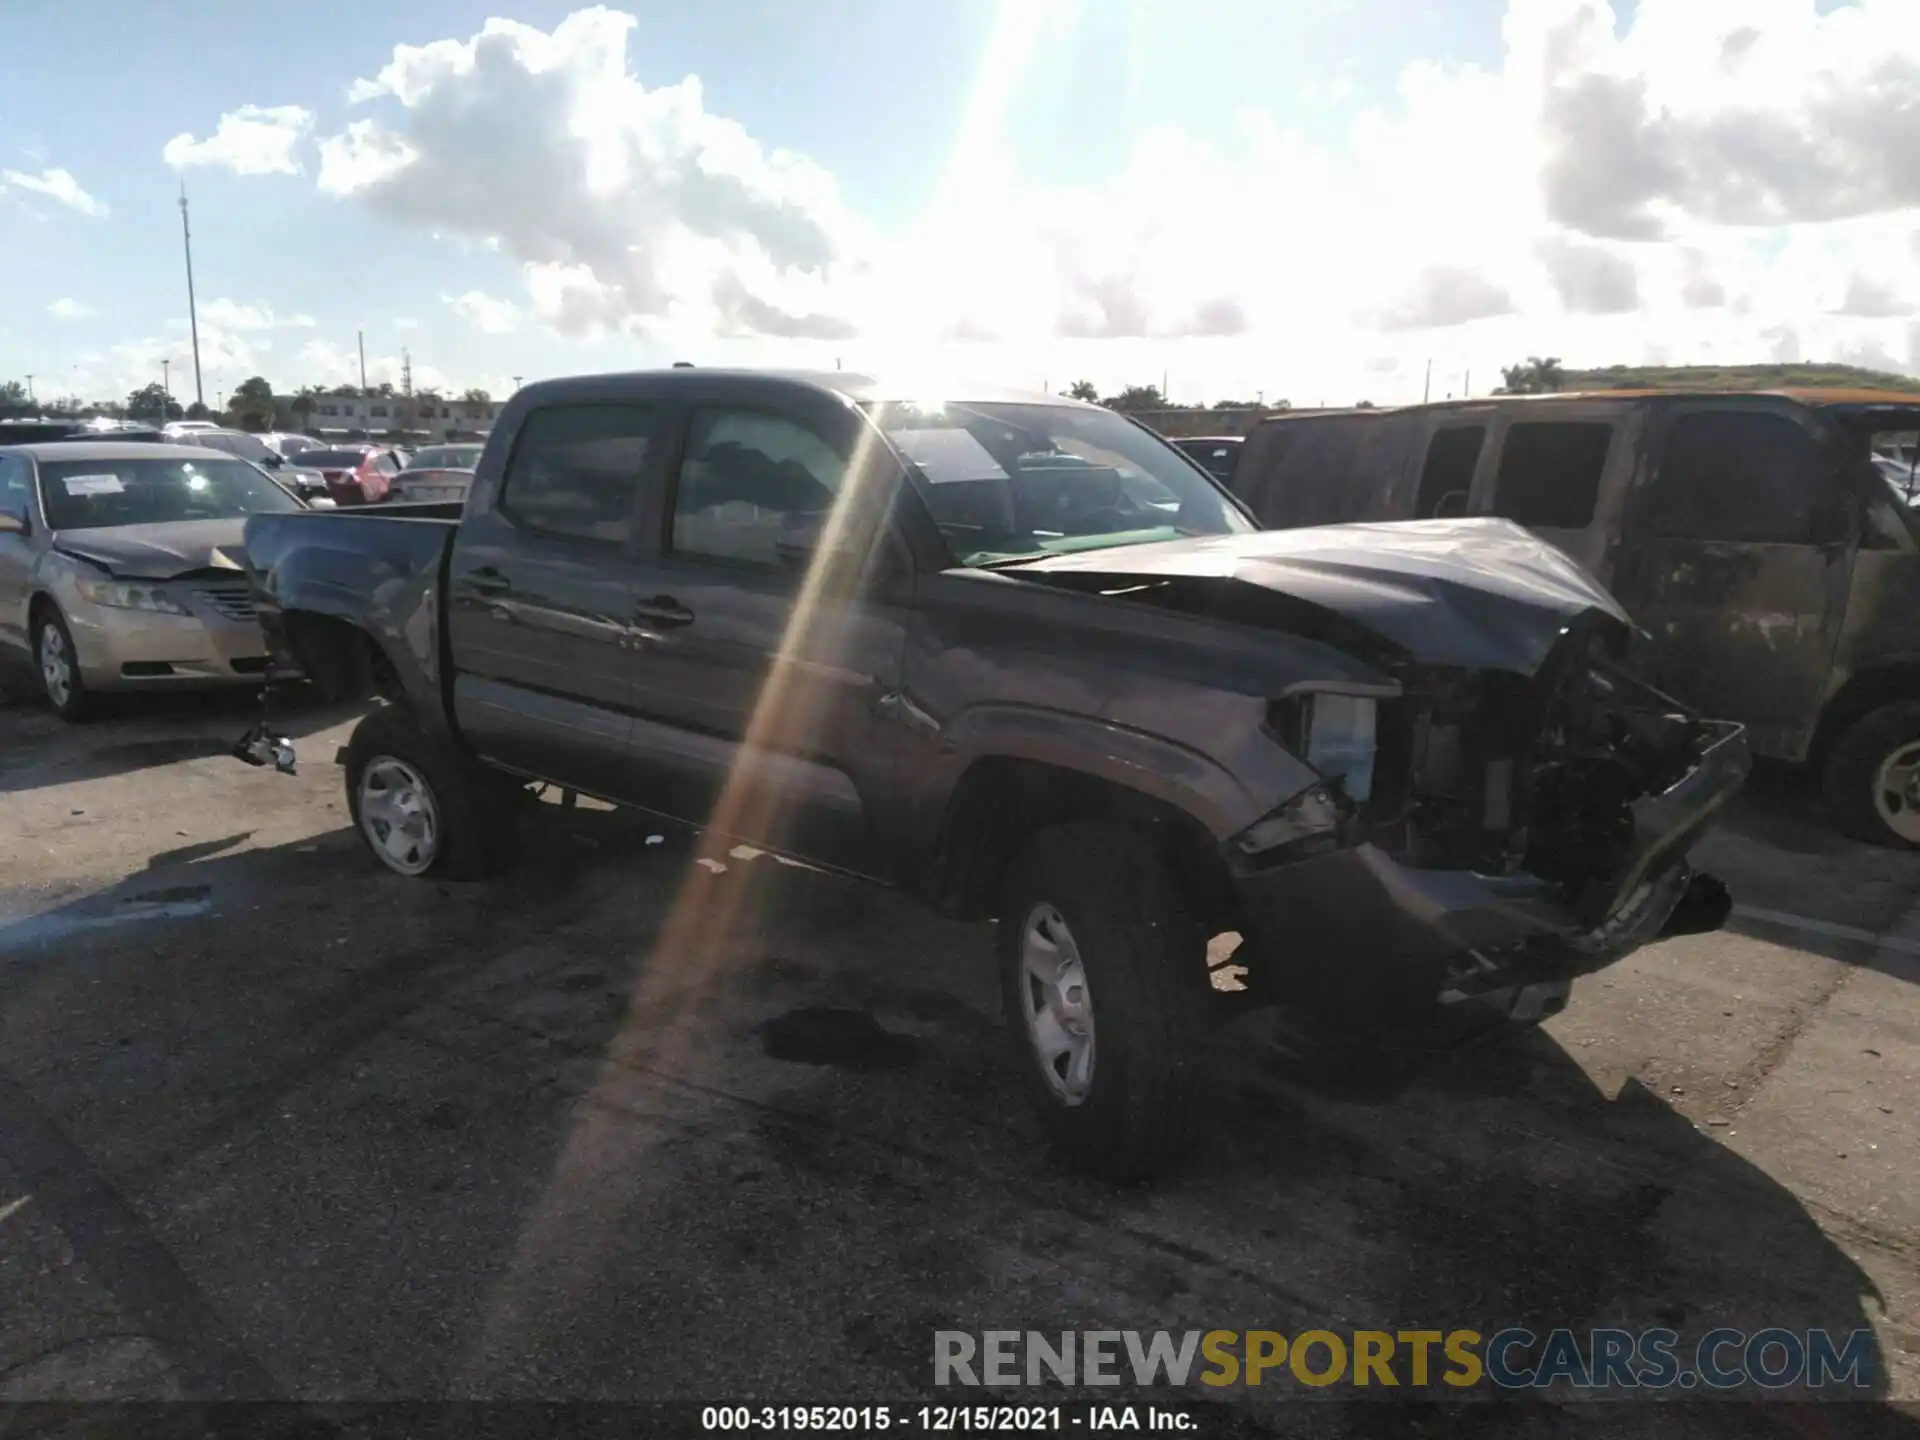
[633,595,695,629]
[467,567,511,597]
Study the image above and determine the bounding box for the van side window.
[499,404,658,544]
[1648,412,1821,544]
[1416,427,1484,519]
[1492,422,1611,529]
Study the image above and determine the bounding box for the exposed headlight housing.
[1273,692,1378,804]
[76,578,191,615]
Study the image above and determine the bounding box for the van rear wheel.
[1823,700,1920,849]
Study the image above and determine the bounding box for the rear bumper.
[1228,723,1751,1023]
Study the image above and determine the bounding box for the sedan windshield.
[406,445,482,470]
[866,400,1252,566]
[40,457,302,529]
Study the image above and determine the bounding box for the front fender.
[932,701,1268,842]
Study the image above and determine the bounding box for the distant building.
[274,392,502,441]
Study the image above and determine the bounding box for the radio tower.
[401,348,414,398]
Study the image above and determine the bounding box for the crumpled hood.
[52,519,250,580]
[1012,517,1630,674]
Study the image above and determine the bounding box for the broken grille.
[194,583,257,622]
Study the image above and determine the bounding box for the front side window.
[1416,427,1484,518]
[867,400,1251,566]
[670,409,846,567]
[1491,422,1611,529]
[499,404,657,544]
[1648,411,1822,543]
[38,457,301,529]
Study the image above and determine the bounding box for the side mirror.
[0,510,27,536]
[304,495,338,510]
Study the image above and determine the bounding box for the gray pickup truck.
[240,368,1748,1177]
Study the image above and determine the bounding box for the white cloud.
[313,8,861,340]
[443,290,521,334]
[199,298,316,331]
[163,105,314,176]
[2,167,107,217]
[49,298,96,320]
[293,339,450,394]
[395,317,420,330]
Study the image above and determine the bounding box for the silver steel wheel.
[1873,740,1920,844]
[358,756,441,876]
[38,622,72,709]
[1019,903,1096,1106]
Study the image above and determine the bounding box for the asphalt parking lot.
[2,684,1918,1436]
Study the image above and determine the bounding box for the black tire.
[342,704,521,879]
[997,822,1210,1180]
[31,605,93,722]
[1823,700,1920,849]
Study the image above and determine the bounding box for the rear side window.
[671,408,846,568]
[500,404,658,544]
[1416,427,1484,518]
[1492,422,1611,529]
[0,455,30,517]
[1647,411,1822,544]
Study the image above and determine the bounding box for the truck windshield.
[865,400,1253,566]
[39,456,302,529]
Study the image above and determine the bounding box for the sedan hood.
[1011,517,1630,675]
[52,519,250,580]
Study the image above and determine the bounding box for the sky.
[1,0,1916,410]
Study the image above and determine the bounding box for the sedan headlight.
[75,578,191,615]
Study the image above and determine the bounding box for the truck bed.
[243,504,463,714]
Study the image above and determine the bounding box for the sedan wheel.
[357,756,442,875]
[38,621,73,709]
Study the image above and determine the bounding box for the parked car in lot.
[161,420,220,438]
[0,442,312,718]
[1,418,168,445]
[259,431,321,462]
[240,369,1745,1177]
[179,427,332,506]
[1227,389,1920,847]
[1171,435,1246,482]
[386,443,482,505]
[294,444,409,506]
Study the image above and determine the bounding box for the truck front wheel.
[1823,699,1920,849]
[343,704,522,879]
[996,822,1210,1180]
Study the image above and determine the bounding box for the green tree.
[460,387,493,404]
[126,383,182,421]
[185,401,211,420]
[226,374,277,432]
[1497,356,1568,395]
[290,386,320,427]
[0,380,29,418]
[1103,384,1166,414]
[327,383,359,397]
[1066,380,1100,402]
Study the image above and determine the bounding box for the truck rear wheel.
[343,704,521,879]
[997,822,1209,1180]
[1823,700,1920,849]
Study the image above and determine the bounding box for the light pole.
[512,375,523,392]
[179,180,205,407]
[161,358,171,418]
[24,374,33,404]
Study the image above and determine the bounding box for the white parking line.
[1734,903,1920,957]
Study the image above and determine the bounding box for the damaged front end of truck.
[1017,518,1749,1036]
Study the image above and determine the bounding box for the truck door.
[445,401,662,796]
[1607,401,1855,755]
[621,397,911,878]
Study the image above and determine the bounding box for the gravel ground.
[1,683,1917,1437]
